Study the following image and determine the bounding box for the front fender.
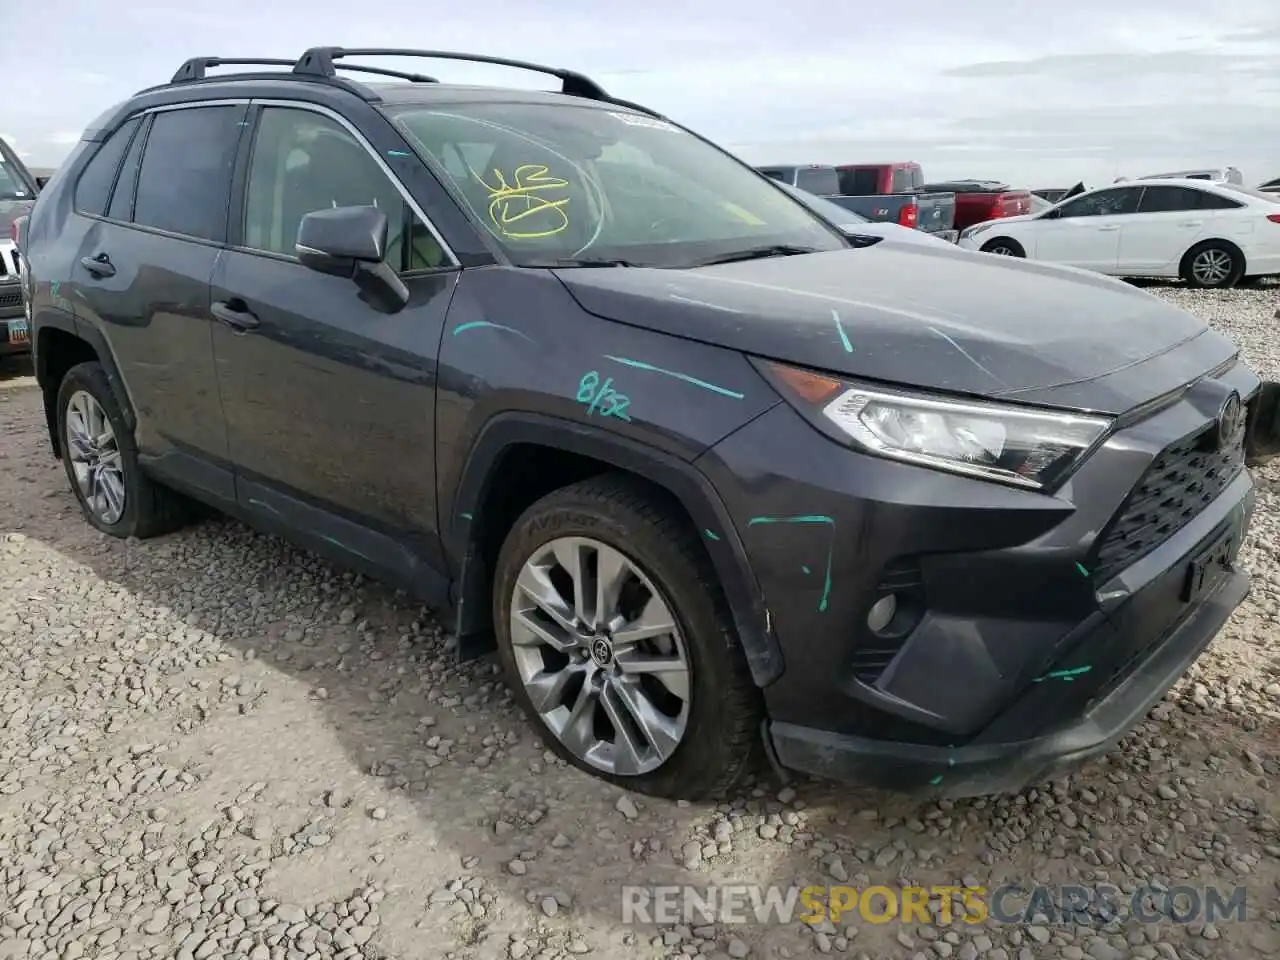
[448,411,785,687]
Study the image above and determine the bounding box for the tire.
[56,361,194,539]
[492,474,763,801]
[980,237,1025,257]
[1180,241,1243,289]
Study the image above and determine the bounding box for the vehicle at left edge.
[0,134,41,356]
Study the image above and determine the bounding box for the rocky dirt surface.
[1,283,1279,960]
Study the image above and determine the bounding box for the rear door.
[68,103,244,503]
[1118,185,1213,274]
[210,101,458,585]
[1031,186,1142,271]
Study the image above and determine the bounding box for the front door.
[1032,186,1142,272]
[210,102,459,596]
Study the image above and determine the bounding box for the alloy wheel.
[508,536,692,776]
[66,390,126,526]
[1191,248,1232,286]
[988,244,1016,256]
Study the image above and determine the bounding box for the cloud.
[46,131,82,146]
[5,0,1280,187]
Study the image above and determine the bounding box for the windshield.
[385,101,846,266]
[775,181,870,225]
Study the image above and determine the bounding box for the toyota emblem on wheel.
[1217,392,1243,449]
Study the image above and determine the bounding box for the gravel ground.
[1,282,1279,960]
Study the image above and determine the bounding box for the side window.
[1195,191,1243,210]
[1057,188,1141,218]
[1137,186,1200,214]
[133,105,244,241]
[242,107,444,272]
[73,117,141,217]
[796,168,839,195]
[107,116,149,222]
[890,167,915,193]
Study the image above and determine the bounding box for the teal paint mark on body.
[801,565,811,575]
[451,320,536,343]
[1032,665,1092,683]
[576,371,632,422]
[747,515,835,612]
[832,309,853,353]
[387,149,413,157]
[602,355,744,400]
[1075,562,1090,577]
[928,775,943,785]
[704,529,720,541]
[459,513,473,521]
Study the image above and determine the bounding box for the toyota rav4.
[21,48,1280,801]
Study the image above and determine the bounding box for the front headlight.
[762,362,1112,490]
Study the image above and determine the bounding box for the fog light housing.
[866,594,897,633]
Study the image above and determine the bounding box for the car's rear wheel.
[1180,241,1243,289]
[980,237,1025,257]
[56,361,195,539]
[492,475,762,800]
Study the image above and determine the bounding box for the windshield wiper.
[521,257,642,268]
[690,244,820,267]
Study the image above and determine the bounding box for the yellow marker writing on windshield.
[472,164,571,239]
[720,201,766,225]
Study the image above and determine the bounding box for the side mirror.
[296,205,409,313]
[1042,208,1062,219]
[35,176,49,190]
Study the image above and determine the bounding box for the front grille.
[1091,417,1246,584]
[0,287,20,309]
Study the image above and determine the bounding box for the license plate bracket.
[1181,529,1233,603]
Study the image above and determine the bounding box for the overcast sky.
[5,1,1280,189]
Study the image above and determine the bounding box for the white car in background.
[772,180,954,247]
[957,178,1280,288]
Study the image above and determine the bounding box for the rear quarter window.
[795,168,839,195]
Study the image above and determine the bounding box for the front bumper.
[767,524,1249,797]
[695,353,1261,796]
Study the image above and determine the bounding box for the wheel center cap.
[589,637,614,667]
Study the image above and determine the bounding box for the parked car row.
[759,158,1280,289]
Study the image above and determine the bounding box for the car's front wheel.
[56,360,194,538]
[492,475,762,800]
[980,237,1025,257]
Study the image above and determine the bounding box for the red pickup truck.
[923,179,1032,231]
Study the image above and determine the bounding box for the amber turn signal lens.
[767,362,843,405]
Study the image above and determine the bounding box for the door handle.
[1097,225,1121,232]
[211,299,260,332]
[79,253,115,277]
[1178,220,1203,227]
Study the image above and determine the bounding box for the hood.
[553,243,1237,416]
[0,198,35,238]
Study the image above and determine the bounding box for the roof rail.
[170,56,437,87]
[294,47,610,100]
[171,57,296,82]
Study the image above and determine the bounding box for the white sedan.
[957,178,1280,288]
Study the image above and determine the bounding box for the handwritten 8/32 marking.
[577,372,632,421]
